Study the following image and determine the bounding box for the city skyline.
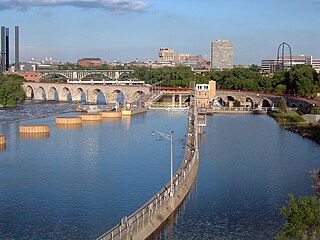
[0,0,319,64]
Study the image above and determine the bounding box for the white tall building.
[211,39,234,70]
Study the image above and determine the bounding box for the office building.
[5,28,9,71]
[15,26,19,72]
[158,48,190,63]
[261,55,316,74]
[1,26,20,73]
[211,39,233,70]
[1,26,5,73]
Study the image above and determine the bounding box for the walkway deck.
[97,98,199,240]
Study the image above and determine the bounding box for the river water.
[156,114,320,240]
[0,104,320,239]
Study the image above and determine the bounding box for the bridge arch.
[72,87,86,103]
[131,90,147,103]
[88,89,107,104]
[216,97,226,106]
[35,86,46,101]
[226,95,236,102]
[119,72,130,79]
[24,85,35,99]
[262,99,272,108]
[40,73,69,81]
[110,89,126,104]
[80,73,112,81]
[47,86,59,101]
[59,87,72,102]
[246,97,254,107]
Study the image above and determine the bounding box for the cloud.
[0,0,149,13]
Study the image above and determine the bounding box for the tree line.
[129,65,320,97]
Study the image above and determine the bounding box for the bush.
[277,194,320,240]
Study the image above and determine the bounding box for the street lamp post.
[152,130,174,196]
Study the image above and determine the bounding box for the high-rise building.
[5,28,9,71]
[1,26,5,73]
[0,26,20,73]
[211,39,234,70]
[15,26,19,72]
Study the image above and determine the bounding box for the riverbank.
[269,110,320,144]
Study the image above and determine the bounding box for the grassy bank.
[268,110,305,125]
[269,110,320,144]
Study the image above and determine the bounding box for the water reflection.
[56,123,82,129]
[0,144,6,151]
[19,132,50,139]
[82,120,102,125]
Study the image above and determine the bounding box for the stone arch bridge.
[216,90,315,110]
[23,82,150,104]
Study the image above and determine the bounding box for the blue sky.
[1,0,319,64]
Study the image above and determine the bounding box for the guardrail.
[198,107,298,113]
[97,100,198,240]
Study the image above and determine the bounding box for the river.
[156,114,320,239]
[0,105,319,239]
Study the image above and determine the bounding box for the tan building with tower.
[195,81,216,108]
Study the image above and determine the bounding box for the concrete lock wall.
[100,111,122,118]
[78,114,102,121]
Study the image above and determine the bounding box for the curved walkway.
[97,99,199,240]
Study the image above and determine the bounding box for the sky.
[0,0,319,64]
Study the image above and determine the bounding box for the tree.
[285,65,319,97]
[274,84,287,94]
[249,64,260,72]
[278,98,287,113]
[0,74,26,107]
[276,194,320,240]
[311,169,320,196]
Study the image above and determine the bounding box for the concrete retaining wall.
[122,108,147,116]
[78,114,102,121]
[100,111,122,118]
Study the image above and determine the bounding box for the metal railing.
[97,100,197,240]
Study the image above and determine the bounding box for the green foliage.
[249,64,260,72]
[278,98,287,113]
[269,110,305,125]
[275,84,287,94]
[131,66,196,87]
[285,65,319,97]
[0,74,26,107]
[277,194,320,240]
[311,107,320,115]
